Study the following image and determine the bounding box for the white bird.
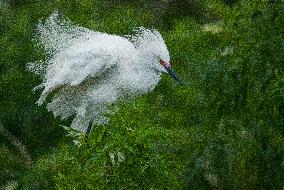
[27,12,181,132]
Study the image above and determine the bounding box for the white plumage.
[28,12,175,132]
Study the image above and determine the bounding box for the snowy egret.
[27,12,182,132]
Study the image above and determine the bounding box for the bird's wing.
[27,11,102,81]
[36,11,100,56]
[37,35,136,105]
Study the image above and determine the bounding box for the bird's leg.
[84,119,94,147]
[86,119,94,134]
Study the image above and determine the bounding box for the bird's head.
[131,27,182,85]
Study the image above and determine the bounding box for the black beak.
[165,66,183,85]
[160,60,183,85]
